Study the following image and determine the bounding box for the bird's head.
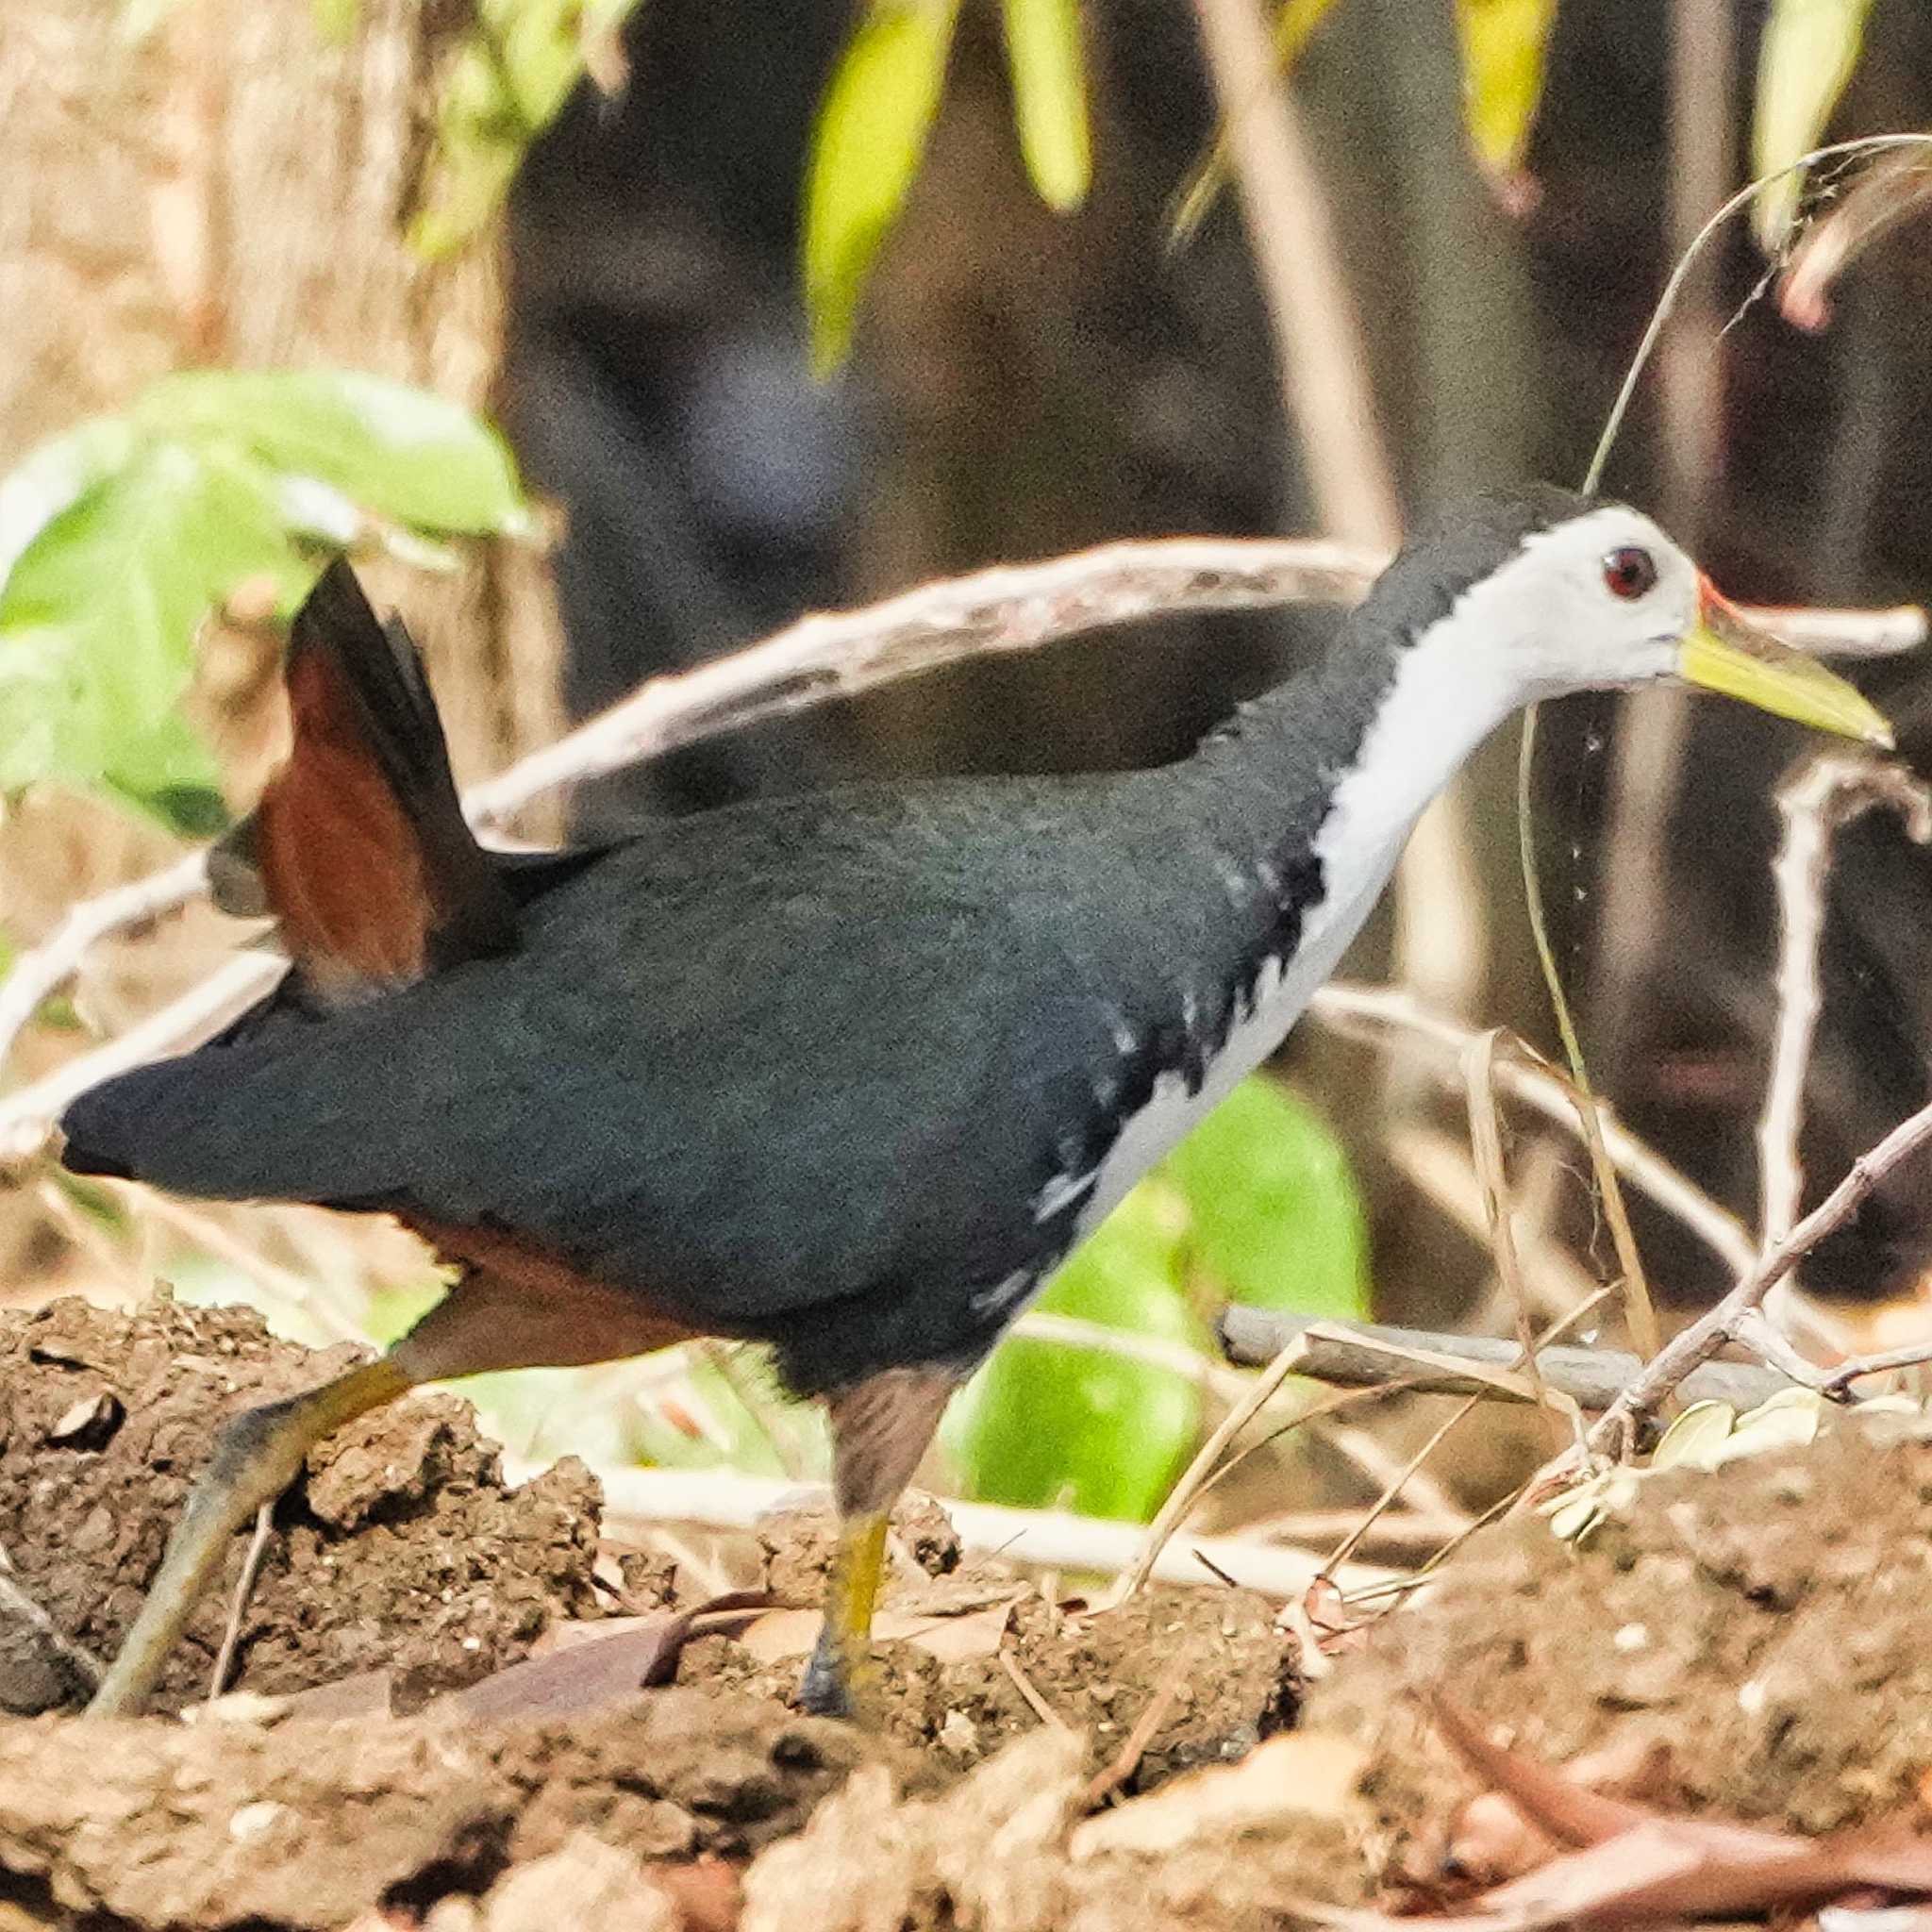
[1380,489,1893,747]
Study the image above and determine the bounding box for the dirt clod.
[0,1299,601,1712]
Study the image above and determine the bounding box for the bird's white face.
[1422,501,1890,743]
[1477,503,1694,696]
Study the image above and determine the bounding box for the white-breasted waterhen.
[62,486,1890,1720]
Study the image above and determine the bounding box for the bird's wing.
[62,788,1139,1328]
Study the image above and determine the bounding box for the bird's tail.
[209,558,517,1004]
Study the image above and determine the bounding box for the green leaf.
[1752,0,1878,250]
[138,370,525,536]
[0,417,140,594]
[0,442,306,825]
[943,1184,1206,1521]
[1001,0,1091,212]
[1162,1076,1368,1319]
[1454,0,1557,183]
[803,0,963,375]
[411,0,648,258]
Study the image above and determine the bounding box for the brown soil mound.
[1308,1408,1932,1878]
[4,1298,1929,1930]
[0,1298,601,1712]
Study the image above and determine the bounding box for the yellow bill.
[1680,577,1893,748]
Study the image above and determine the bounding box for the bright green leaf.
[943,1184,1205,1521]
[1752,0,1877,250]
[1162,1077,1368,1319]
[0,442,307,824]
[411,0,647,258]
[0,417,140,594]
[138,370,525,536]
[803,0,963,376]
[1001,0,1091,212]
[1455,0,1557,183]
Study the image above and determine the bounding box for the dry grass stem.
[1461,1028,1562,1443]
[1322,1396,1481,1577]
[1311,983,1757,1273]
[1389,1126,1602,1322]
[1094,1334,1314,1613]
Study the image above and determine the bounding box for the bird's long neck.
[1192,604,1521,906]
[1056,609,1524,1241]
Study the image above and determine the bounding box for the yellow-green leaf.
[1752,0,1878,251]
[803,0,962,376]
[411,0,647,258]
[1455,0,1557,182]
[1001,0,1091,212]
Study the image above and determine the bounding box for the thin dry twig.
[1079,1643,1197,1810]
[997,1649,1072,1732]
[3,536,1370,1088]
[0,1548,103,1690]
[207,1500,274,1701]
[1757,753,1932,1265]
[1590,1092,1932,1450]
[1822,1338,1932,1393]
[0,851,208,1074]
[0,534,1917,1160]
[1216,1305,1794,1411]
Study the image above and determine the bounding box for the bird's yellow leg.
[797,1508,889,1719]
[795,1366,958,1721]
[88,1356,411,1717]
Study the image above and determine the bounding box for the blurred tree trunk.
[0,0,564,805]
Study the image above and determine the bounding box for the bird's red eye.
[1602,545,1657,600]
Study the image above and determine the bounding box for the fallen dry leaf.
[1415,1699,1932,1928]
[1431,1696,1655,1847]
[445,1592,769,1723]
